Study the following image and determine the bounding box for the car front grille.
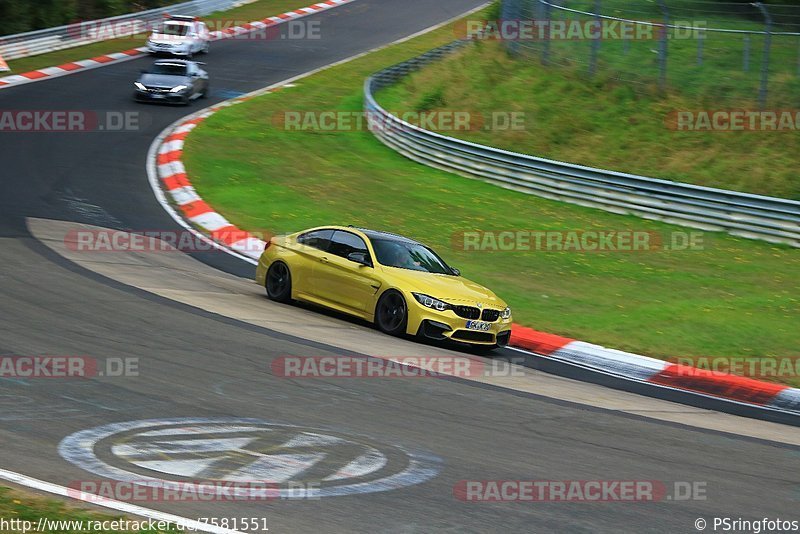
[146,87,170,93]
[452,305,480,320]
[451,305,501,322]
[451,330,494,343]
[481,309,501,322]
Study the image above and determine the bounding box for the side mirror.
[451,268,461,276]
[347,251,371,267]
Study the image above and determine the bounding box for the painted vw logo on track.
[59,418,442,498]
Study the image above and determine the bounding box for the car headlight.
[134,82,146,91]
[501,306,512,319]
[170,85,189,93]
[412,293,451,312]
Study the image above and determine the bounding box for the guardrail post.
[754,2,772,110]
[657,0,669,93]
[589,0,601,76]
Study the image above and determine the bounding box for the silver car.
[133,60,209,105]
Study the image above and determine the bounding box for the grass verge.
[376,39,800,199]
[4,0,319,75]
[0,485,176,533]
[182,7,800,386]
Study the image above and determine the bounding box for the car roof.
[165,15,196,23]
[301,226,421,246]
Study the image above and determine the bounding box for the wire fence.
[498,0,800,107]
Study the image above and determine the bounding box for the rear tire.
[375,290,408,336]
[266,262,292,303]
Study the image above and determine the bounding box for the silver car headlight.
[412,293,451,312]
[501,306,512,319]
[170,85,189,93]
[134,82,146,91]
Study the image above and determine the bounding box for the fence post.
[754,2,772,110]
[589,0,601,75]
[797,36,800,77]
[502,0,520,56]
[743,34,751,72]
[696,28,704,66]
[657,0,669,93]
[541,0,551,65]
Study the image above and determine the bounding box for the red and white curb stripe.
[0,0,356,91]
[157,108,268,259]
[509,325,800,413]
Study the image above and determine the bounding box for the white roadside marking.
[0,468,248,534]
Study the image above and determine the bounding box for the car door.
[312,230,381,314]
[292,229,334,296]
[189,22,201,53]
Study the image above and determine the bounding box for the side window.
[297,229,334,251]
[329,231,370,261]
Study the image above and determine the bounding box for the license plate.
[151,94,165,98]
[465,320,490,331]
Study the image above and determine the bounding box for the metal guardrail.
[363,42,800,248]
[0,0,244,61]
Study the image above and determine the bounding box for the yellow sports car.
[255,226,512,348]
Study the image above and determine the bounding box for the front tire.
[375,290,408,336]
[266,262,292,303]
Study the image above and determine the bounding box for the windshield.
[157,22,190,37]
[147,63,187,76]
[371,238,453,275]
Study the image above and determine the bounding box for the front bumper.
[408,299,512,346]
[134,90,189,104]
[147,43,191,56]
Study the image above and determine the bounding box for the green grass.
[3,0,319,75]
[377,38,800,200]
[182,8,800,386]
[0,486,176,533]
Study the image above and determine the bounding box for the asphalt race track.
[1,1,799,532]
